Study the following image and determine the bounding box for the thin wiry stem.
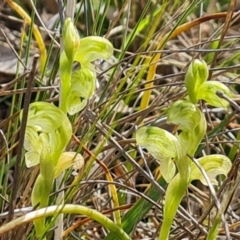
[8,54,39,221]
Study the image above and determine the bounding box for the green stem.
[159,174,189,240]
[59,52,72,113]
[31,155,55,238]
[0,204,131,240]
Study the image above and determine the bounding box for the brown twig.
[7,54,39,222]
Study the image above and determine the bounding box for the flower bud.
[62,18,80,62]
[184,59,208,103]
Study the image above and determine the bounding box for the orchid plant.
[20,18,116,238]
[136,59,232,240]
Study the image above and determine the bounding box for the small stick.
[8,54,39,222]
[57,0,65,34]
[216,90,240,112]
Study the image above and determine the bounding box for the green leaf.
[106,177,167,240]
[136,126,182,182]
[197,81,232,107]
[190,154,232,185]
[184,59,209,104]
[124,8,162,49]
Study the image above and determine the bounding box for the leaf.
[105,177,167,240]
[124,8,162,49]
[190,154,232,185]
[136,126,182,182]
[197,81,232,107]
[184,59,209,104]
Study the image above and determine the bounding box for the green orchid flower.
[22,17,114,238]
[60,18,114,115]
[136,58,233,239]
[185,59,232,108]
